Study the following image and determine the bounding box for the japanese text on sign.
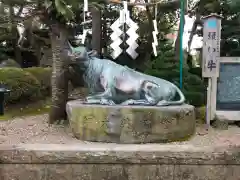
[208,32,216,40]
[202,15,221,77]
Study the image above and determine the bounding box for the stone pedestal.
[66,100,196,143]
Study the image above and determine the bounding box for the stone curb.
[0,144,239,165]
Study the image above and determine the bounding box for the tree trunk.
[91,7,102,56]
[34,44,42,66]
[174,1,188,61]
[146,6,153,52]
[139,6,153,70]
[174,17,185,61]
[49,24,69,124]
[102,9,108,57]
[13,43,22,66]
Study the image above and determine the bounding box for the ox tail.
[157,84,186,106]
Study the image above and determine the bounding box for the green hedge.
[0,59,21,68]
[24,67,51,95]
[0,67,51,104]
[0,68,41,103]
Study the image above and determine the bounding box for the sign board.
[216,62,240,110]
[202,14,222,77]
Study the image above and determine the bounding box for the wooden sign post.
[201,14,222,128]
[202,14,222,77]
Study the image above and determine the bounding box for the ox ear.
[67,50,74,58]
[67,41,74,53]
[88,50,98,57]
[67,50,77,63]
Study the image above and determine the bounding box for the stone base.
[0,144,239,180]
[66,100,196,143]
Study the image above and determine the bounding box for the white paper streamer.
[84,0,88,12]
[80,0,89,44]
[152,5,159,56]
[111,38,123,59]
[81,29,88,44]
[119,10,125,25]
[153,19,158,34]
[123,1,128,13]
[125,8,139,59]
[110,18,124,59]
[109,1,139,59]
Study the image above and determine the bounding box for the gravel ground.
[0,114,239,146]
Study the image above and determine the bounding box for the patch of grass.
[195,106,206,124]
[0,98,51,121]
